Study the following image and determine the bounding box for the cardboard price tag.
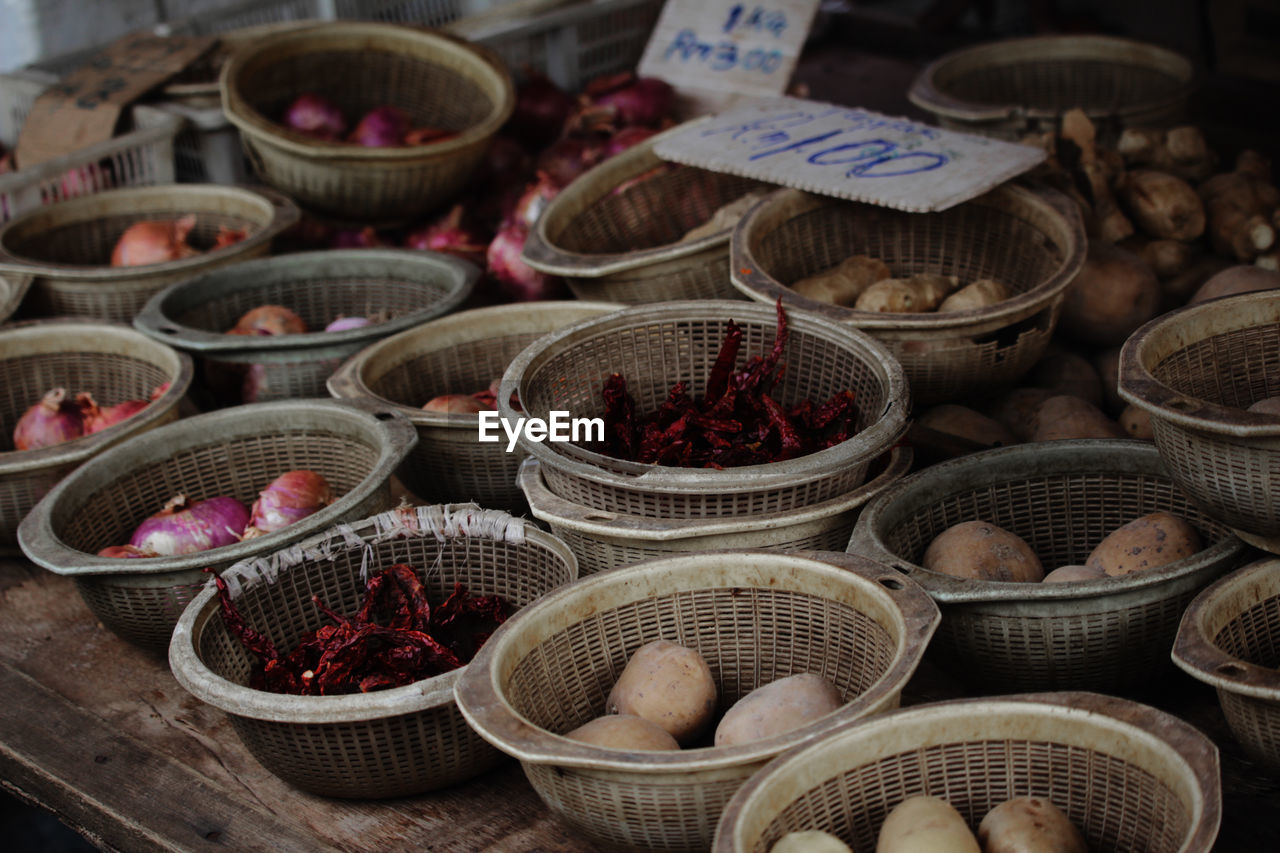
[652,97,1048,212]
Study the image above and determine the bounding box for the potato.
[855,273,958,313]
[1188,264,1280,304]
[1030,349,1103,408]
[1059,242,1160,347]
[918,404,1018,449]
[714,673,842,747]
[1086,511,1203,577]
[564,714,681,751]
[1117,169,1205,241]
[772,830,852,853]
[986,388,1055,441]
[607,640,717,745]
[1092,347,1124,416]
[791,255,892,306]
[978,796,1087,853]
[1119,404,1154,440]
[679,190,771,242]
[876,796,981,853]
[923,520,1044,583]
[1042,564,1107,583]
[938,277,1010,312]
[1248,396,1280,416]
[1031,396,1126,442]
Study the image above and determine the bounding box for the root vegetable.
[714,673,842,746]
[978,796,1088,853]
[1030,348,1103,408]
[986,387,1055,441]
[1092,347,1124,415]
[13,388,83,450]
[1043,564,1107,583]
[1163,255,1231,308]
[1117,126,1215,181]
[1116,170,1205,241]
[1120,404,1154,440]
[1237,149,1272,183]
[923,520,1044,583]
[1248,396,1280,416]
[876,796,981,853]
[1032,395,1126,441]
[1086,511,1202,576]
[564,715,680,751]
[1189,265,1280,304]
[679,190,771,243]
[1120,236,1196,279]
[1059,242,1160,347]
[938,277,1009,312]
[918,404,1018,449]
[854,273,957,313]
[606,640,717,745]
[111,215,199,267]
[1200,168,1279,260]
[790,255,891,306]
[773,831,852,853]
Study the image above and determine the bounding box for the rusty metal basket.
[730,183,1085,405]
[1119,290,1280,553]
[714,692,1221,853]
[17,399,417,650]
[521,127,772,303]
[1173,557,1280,770]
[454,550,940,853]
[848,439,1245,694]
[169,503,577,798]
[0,319,193,549]
[327,300,623,511]
[498,300,910,518]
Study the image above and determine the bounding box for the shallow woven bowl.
[220,22,514,222]
[455,549,940,853]
[169,504,577,798]
[1120,290,1280,553]
[730,184,1084,406]
[522,128,771,303]
[327,300,623,510]
[714,692,1220,853]
[908,35,1193,140]
[17,399,417,650]
[0,320,193,548]
[848,439,1245,694]
[1173,557,1280,770]
[134,249,477,404]
[498,300,910,519]
[0,185,298,322]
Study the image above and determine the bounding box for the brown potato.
[923,520,1044,583]
[855,273,958,313]
[978,796,1087,853]
[1031,396,1126,442]
[1030,349,1103,408]
[772,831,852,853]
[1117,169,1206,241]
[1086,511,1203,577]
[1248,396,1280,416]
[938,277,1010,312]
[1059,242,1160,347]
[1092,347,1124,416]
[714,673,842,747]
[607,640,717,745]
[1119,404,1154,440]
[918,404,1019,449]
[877,796,981,853]
[791,255,892,306]
[986,388,1056,441]
[1188,265,1280,304]
[564,714,681,751]
[1042,564,1108,583]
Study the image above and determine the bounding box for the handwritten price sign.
[652,97,1048,212]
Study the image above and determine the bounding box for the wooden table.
[0,555,1276,852]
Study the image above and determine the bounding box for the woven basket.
[133,249,477,404]
[713,691,1221,853]
[327,300,623,510]
[1119,290,1280,552]
[455,550,940,853]
[498,300,910,518]
[907,35,1194,140]
[17,400,417,650]
[0,320,193,549]
[730,183,1084,406]
[521,128,771,303]
[169,503,576,798]
[0,185,299,322]
[847,439,1245,694]
[221,22,514,222]
[520,448,910,576]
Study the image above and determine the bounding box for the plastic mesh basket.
[455,550,940,853]
[168,504,576,798]
[848,439,1245,694]
[713,692,1220,853]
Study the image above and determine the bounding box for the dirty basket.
[327,300,623,510]
[0,319,193,549]
[848,439,1244,694]
[169,503,576,798]
[455,550,940,852]
[907,35,1194,140]
[1173,557,1280,769]
[0,184,299,322]
[498,300,910,518]
[713,691,1221,853]
[1119,289,1280,553]
[17,399,417,650]
[220,22,515,222]
[730,183,1085,406]
[521,127,772,303]
[133,249,477,405]
[519,447,910,575]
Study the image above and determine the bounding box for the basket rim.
[497,300,911,491]
[453,549,941,774]
[168,503,578,725]
[0,272,34,324]
[16,399,418,576]
[847,438,1246,604]
[729,181,1086,333]
[712,690,1221,853]
[0,319,194,475]
[1172,556,1280,700]
[220,22,515,162]
[1119,290,1280,437]
[132,248,479,353]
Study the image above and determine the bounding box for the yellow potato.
[714,673,842,746]
[1119,404,1154,440]
[1042,564,1108,583]
[918,404,1019,449]
[771,830,853,853]
[923,521,1044,583]
[978,796,1088,853]
[876,796,981,853]
[938,277,1010,312]
[1031,396,1126,442]
[564,714,681,751]
[1085,511,1203,576]
[791,255,892,306]
[855,273,958,313]
[607,640,717,745]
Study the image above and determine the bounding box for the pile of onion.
[12,385,166,451]
[281,95,455,147]
[423,378,521,414]
[109,216,247,267]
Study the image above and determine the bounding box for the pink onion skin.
[229,305,307,336]
[603,126,657,158]
[244,470,334,538]
[510,172,560,230]
[486,224,567,302]
[14,388,84,451]
[110,215,199,267]
[535,136,605,188]
[423,394,487,414]
[77,392,149,435]
[284,94,347,140]
[97,544,158,559]
[129,495,250,556]
[241,363,270,404]
[507,72,575,148]
[349,106,411,147]
[324,316,371,332]
[593,77,674,128]
[475,135,534,189]
[329,226,387,250]
[404,205,489,265]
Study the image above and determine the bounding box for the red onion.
[510,172,561,230]
[329,226,387,249]
[111,215,199,267]
[486,224,566,302]
[76,392,149,435]
[241,363,269,404]
[404,205,489,264]
[213,225,248,250]
[476,135,534,189]
[13,388,84,450]
[129,495,250,556]
[349,106,411,147]
[243,470,333,538]
[591,76,674,128]
[535,136,605,188]
[507,71,575,148]
[97,544,157,559]
[325,316,372,332]
[404,127,457,146]
[423,394,487,414]
[229,305,307,336]
[603,126,657,158]
[284,94,347,140]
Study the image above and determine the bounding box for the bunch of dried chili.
[600,299,860,468]
[209,564,512,696]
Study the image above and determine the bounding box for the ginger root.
[855,273,958,313]
[1117,169,1205,241]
